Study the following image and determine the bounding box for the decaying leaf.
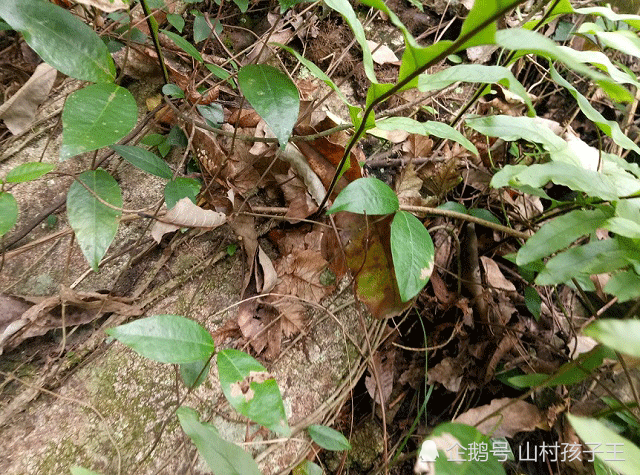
[151,197,226,243]
[270,248,333,337]
[453,397,549,438]
[73,0,128,12]
[427,357,465,392]
[480,256,516,292]
[365,352,395,405]
[0,63,57,135]
[324,213,412,319]
[367,40,400,65]
[0,289,142,354]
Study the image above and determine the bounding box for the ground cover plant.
[2,0,640,474]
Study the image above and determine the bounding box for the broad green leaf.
[307,424,352,451]
[106,315,215,364]
[166,13,184,32]
[605,217,640,239]
[233,0,249,12]
[431,423,506,475]
[293,460,324,475]
[160,29,204,62]
[491,165,553,200]
[141,133,164,147]
[177,407,262,475]
[376,117,478,156]
[468,208,501,225]
[67,169,122,271]
[438,201,467,213]
[536,237,640,286]
[517,207,614,265]
[550,66,640,155]
[576,6,640,29]
[418,65,534,115]
[584,319,640,357]
[578,22,640,59]
[496,28,633,103]
[61,83,137,160]
[5,162,54,183]
[193,14,211,43]
[111,145,173,179]
[523,0,574,29]
[70,467,104,475]
[604,270,640,302]
[205,63,235,87]
[456,0,503,50]
[197,104,224,126]
[391,211,434,302]
[0,0,116,83]
[568,414,640,475]
[323,0,376,82]
[556,47,640,87]
[162,83,184,98]
[327,177,399,215]
[467,115,567,153]
[217,349,290,436]
[506,162,622,201]
[0,192,18,236]
[237,64,299,149]
[180,358,210,389]
[165,177,201,209]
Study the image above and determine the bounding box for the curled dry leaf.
[365,352,396,406]
[151,197,226,243]
[453,397,549,438]
[0,289,142,354]
[73,0,129,12]
[480,256,516,292]
[366,40,400,65]
[0,63,57,135]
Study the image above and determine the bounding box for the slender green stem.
[139,0,170,85]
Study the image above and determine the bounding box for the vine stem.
[317,0,527,212]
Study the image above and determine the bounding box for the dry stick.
[317,0,529,214]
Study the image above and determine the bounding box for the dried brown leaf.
[454,397,549,438]
[365,352,395,405]
[151,198,226,243]
[480,256,516,292]
[0,63,57,135]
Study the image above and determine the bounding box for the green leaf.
[166,13,184,33]
[106,315,215,364]
[496,28,633,103]
[165,177,201,209]
[391,211,435,302]
[237,64,299,149]
[605,217,640,239]
[578,22,640,59]
[176,407,263,475]
[604,270,640,302]
[162,83,184,98]
[550,66,640,155]
[307,424,352,451]
[524,286,541,320]
[467,208,501,225]
[292,460,324,475]
[233,0,249,12]
[467,115,567,153]
[0,0,116,83]
[70,467,104,475]
[160,29,204,62]
[323,0,376,82]
[180,358,210,389]
[0,192,18,237]
[568,414,640,475]
[327,177,399,215]
[197,104,224,126]
[556,47,640,88]
[517,207,614,265]
[438,201,467,213]
[61,83,137,160]
[141,133,164,147]
[418,64,534,115]
[431,423,506,475]
[376,117,478,156]
[575,6,640,29]
[193,14,211,43]
[111,145,173,180]
[5,162,54,183]
[217,349,290,436]
[536,237,640,286]
[67,169,122,271]
[584,319,640,358]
